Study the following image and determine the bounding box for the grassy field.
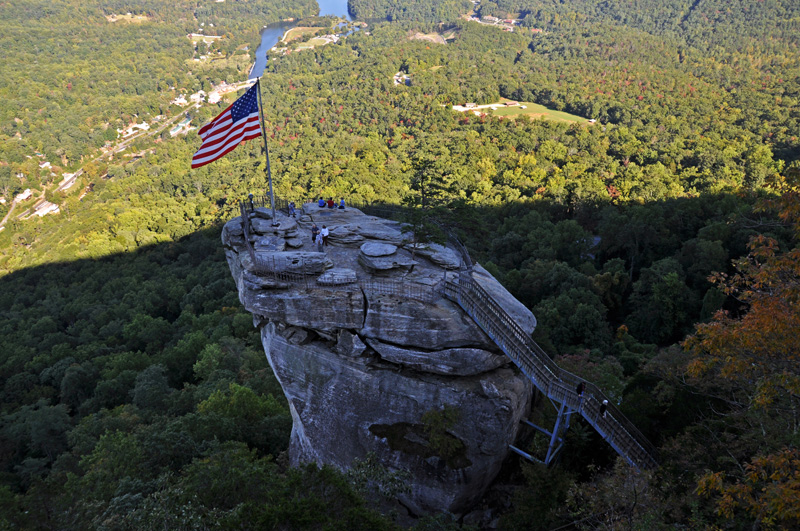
[282,26,324,44]
[296,37,331,50]
[188,35,222,45]
[105,14,150,23]
[492,99,590,124]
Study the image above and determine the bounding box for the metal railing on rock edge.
[443,274,659,470]
[238,198,437,303]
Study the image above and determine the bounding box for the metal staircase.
[442,271,658,470]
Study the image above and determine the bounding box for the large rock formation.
[222,202,534,515]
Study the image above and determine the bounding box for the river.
[249,0,352,79]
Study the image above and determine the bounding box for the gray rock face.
[327,224,365,246]
[285,237,305,249]
[222,202,535,515]
[254,236,286,252]
[407,243,462,270]
[337,330,367,357]
[251,216,299,238]
[256,251,332,275]
[317,268,357,285]
[250,217,277,233]
[366,339,508,376]
[358,253,417,273]
[361,294,495,351]
[224,217,244,238]
[263,323,531,515]
[252,206,273,219]
[331,222,404,246]
[360,242,398,257]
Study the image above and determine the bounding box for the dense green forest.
[1,0,799,528]
[348,0,473,21]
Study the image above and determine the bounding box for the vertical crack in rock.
[222,203,535,515]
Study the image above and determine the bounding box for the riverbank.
[249,18,365,79]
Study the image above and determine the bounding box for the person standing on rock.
[311,223,320,243]
[315,230,324,252]
[321,225,329,246]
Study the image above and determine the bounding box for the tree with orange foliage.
[697,448,800,529]
[684,173,800,408]
[685,171,800,528]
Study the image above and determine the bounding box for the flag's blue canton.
[231,84,259,123]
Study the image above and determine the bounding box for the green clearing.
[491,99,590,124]
[308,37,330,45]
[282,26,324,43]
[105,14,150,23]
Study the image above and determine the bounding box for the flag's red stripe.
[196,114,259,153]
[193,116,260,160]
[191,135,256,169]
[191,127,261,168]
[191,112,261,168]
[195,113,259,149]
[197,102,234,137]
[191,130,260,168]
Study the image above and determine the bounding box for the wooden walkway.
[443,272,658,470]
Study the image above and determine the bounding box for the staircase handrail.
[446,273,658,468]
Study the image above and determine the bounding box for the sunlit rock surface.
[222,203,534,515]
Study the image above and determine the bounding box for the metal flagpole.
[254,78,278,225]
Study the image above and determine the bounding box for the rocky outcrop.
[366,339,508,376]
[222,203,535,515]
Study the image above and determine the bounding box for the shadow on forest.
[0,222,236,391]
[0,192,779,476]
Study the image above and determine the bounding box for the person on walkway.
[320,225,329,246]
[288,202,296,218]
[599,399,608,419]
[318,197,326,208]
[311,223,320,243]
[576,382,586,397]
[339,198,346,210]
[326,197,335,209]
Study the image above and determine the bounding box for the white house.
[33,201,60,217]
[15,189,33,202]
[117,122,150,138]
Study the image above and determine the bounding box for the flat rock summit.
[222,202,535,515]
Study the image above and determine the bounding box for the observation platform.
[236,198,658,471]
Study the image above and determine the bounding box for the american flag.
[191,82,262,169]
